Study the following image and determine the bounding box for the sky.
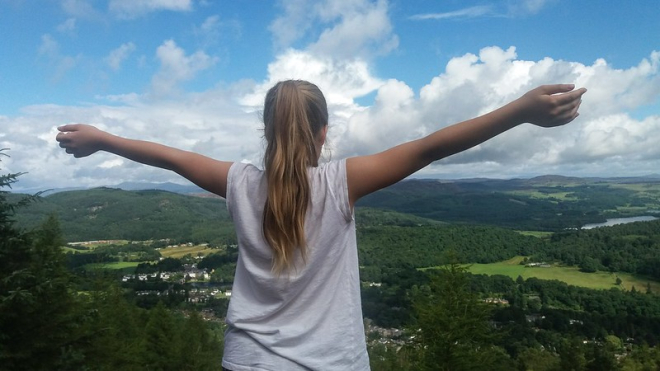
[1,0,659,192]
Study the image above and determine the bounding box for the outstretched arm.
[56,124,232,198]
[346,84,587,206]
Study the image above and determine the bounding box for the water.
[582,216,658,229]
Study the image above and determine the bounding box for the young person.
[56,80,586,370]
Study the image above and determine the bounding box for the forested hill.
[10,187,234,244]
[10,174,660,242]
[357,176,660,230]
[9,187,443,243]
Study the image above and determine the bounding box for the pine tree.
[412,257,513,371]
[0,155,89,370]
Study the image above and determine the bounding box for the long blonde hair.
[262,80,328,274]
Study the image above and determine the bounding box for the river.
[582,216,658,229]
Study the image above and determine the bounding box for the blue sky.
[1,0,659,191]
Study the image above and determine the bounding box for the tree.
[140,301,181,370]
[516,347,560,371]
[558,337,587,371]
[0,157,90,370]
[412,257,513,370]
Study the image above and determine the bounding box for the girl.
[56,80,586,370]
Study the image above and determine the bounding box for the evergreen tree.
[0,158,89,370]
[141,301,181,370]
[412,256,513,370]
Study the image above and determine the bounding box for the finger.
[537,84,576,96]
[58,124,81,132]
[55,132,73,143]
[554,87,587,105]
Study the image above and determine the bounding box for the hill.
[10,187,233,244]
[357,176,660,230]
[11,175,660,241]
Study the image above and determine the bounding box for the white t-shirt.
[222,159,370,371]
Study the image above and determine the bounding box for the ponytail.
[262,80,328,274]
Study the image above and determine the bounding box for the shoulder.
[226,162,265,201]
[310,159,352,221]
[228,162,262,180]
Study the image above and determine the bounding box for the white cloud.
[410,1,556,21]
[105,42,136,71]
[37,34,79,83]
[508,0,556,16]
[61,0,101,20]
[56,18,77,34]
[240,49,384,108]
[335,47,660,179]
[109,0,193,19]
[269,0,314,50]
[6,45,660,191]
[193,15,241,48]
[409,5,493,20]
[150,39,218,96]
[270,0,398,59]
[309,0,398,59]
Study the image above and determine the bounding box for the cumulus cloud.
[150,39,218,96]
[270,0,315,50]
[270,0,398,59]
[337,47,660,181]
[3,83,261,191]
[105,42,136,71]
[240,49,384,108]
[5,46,660,191]
[109,0,193,19]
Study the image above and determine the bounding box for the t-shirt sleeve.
[225,162,249,220]
[326,159,353,222]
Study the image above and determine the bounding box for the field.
[158,244,218,259]
[83,261,141,273]
[505,190,577,201]
[463,256,660,293]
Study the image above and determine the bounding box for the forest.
[3,162,660,370]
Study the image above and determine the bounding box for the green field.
[84,261,141,272]
[427,256,660,293]
[470,257,660,292]
[63,240,130,254]
[506,190,577,201]
[158,244,217,259]
[515,230,553,238]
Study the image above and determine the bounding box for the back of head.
[262,80,328,274]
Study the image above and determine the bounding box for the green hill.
[11,187,234,244]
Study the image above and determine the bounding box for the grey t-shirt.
[222,159,370,371]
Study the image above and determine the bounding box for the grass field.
[505,190,577,201]
[158,244,218,259]
[427,256,660,293]
[63,240,130,254]
[84,261,141,272]
[515,231,554,238]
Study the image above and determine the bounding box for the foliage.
[412,257,513,370]
[10,187,236,244]
[0,162,223,370]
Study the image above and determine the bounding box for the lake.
[582,216,658,229]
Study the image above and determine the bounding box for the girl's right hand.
[56,124,109,158]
